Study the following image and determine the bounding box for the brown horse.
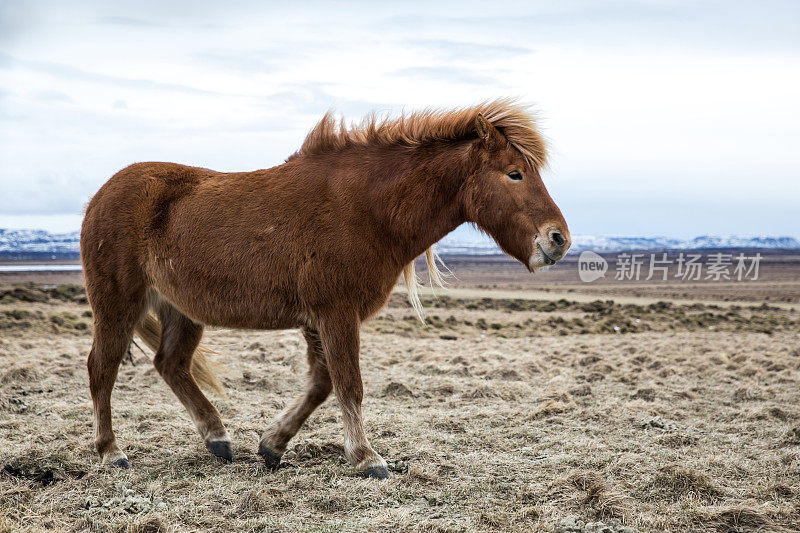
[80,99,570,478]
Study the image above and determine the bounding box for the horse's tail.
[134,313,225,395]
[403,245,448,323]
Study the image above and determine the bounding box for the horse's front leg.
[318,313,390,479]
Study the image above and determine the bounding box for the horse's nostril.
[550,230,565,247]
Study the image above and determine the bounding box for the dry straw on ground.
[1,283,800,531]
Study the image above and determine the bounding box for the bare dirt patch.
[1,282,800,531]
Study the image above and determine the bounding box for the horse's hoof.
[112,458,132,470]
[206,440,233,463]
[258,444,283,470]
[361,465,392,479]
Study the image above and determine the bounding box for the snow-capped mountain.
[437,231,800,255]
[566,235,800,252]
[1,228,799,258]
[0,229,81,256]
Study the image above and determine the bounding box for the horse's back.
[81,160,395,328]
[82,162,316,327]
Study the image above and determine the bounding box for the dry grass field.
[2,256,800,532]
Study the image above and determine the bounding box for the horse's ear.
[475,113,504,150]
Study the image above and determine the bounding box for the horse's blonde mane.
[291,98,547,168]
[403,247,447,323]
[292,99,547,321]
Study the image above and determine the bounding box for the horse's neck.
[365,143,469,268]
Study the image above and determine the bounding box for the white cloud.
[1,0,798,237]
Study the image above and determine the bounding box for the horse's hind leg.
[259,327,332,468]
[153,301,231,461]
[87,288,145,469]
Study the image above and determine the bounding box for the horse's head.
[461,113,570,270]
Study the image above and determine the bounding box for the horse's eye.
[507,170,523,181]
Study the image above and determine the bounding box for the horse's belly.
[148,261,303,330]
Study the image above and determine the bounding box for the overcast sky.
[1,0,798,238]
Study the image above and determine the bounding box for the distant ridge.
[569,234,800,252]
[436,232,800,255]
[0,229,81,259]
[1,228,799,259]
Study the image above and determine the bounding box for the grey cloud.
[0,52,234,96]
[193,41,343,74]
[0,111,27,121]
[96,14,229,30]
[1,172,92,215]
[382,1,800,52]
[96,16,162,27]
[409,39,534,62]
[0,0,43,46]
[263,82,396,120]
[194,49,302,75]
[392,66,501,86]
[30,90,73,103]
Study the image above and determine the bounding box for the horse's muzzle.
[528,225,571,270]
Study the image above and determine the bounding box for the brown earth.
[1,258,800,532]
